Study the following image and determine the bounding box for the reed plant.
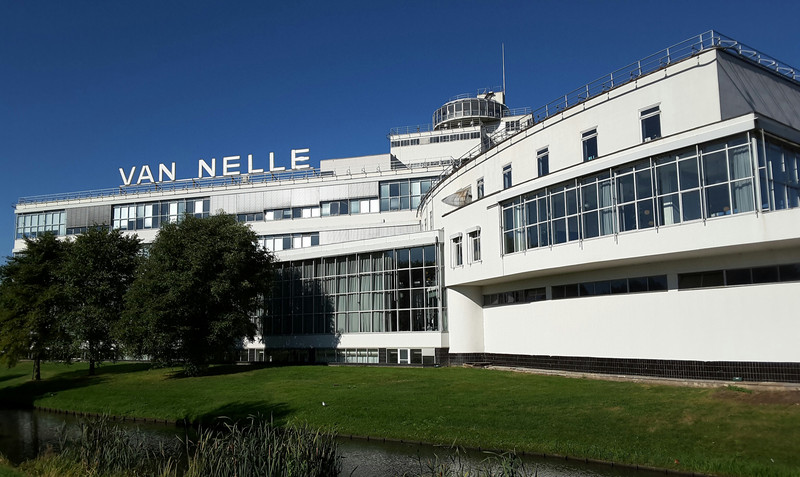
[182,417,341,477]
[17,415,341,477]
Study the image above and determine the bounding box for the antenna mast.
[502,43,506,94]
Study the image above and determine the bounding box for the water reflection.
[0,409,662,477]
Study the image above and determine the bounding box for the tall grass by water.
[182,418,340,477]
[15,415,341,477]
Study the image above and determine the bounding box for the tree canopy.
[62,227,141,375]
[121,214,274,375]
[0,233,72,380]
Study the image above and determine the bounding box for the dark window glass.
[682,190,702,221]
[594,281,611,295]
[628,277,648,293]
[538,151,549,176]
[396,249,410,268]
[779,264,800,282]
[641,112,661,141]
[551,285,566,299]
[705,184,731,217]
[610,279,628,294]
[752,266,779,284]
[579,282,595,296]
[726,268,752,286]
[648,275,668,291]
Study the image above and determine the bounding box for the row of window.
[66,225,109,236]
[112,198,210,231]
[238,178,437,224]
[390,131,481,148]
[483,287,546,307]
[15,210,66,239]
[678,263,800,289]
[483,275,667,307]
[451,229,481,267]
[501,134,755,254]
[257,233,320,251]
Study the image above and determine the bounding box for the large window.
[582,128,598,161]
[266,245,443,336]
[16,210,66,239]
[379,178,434,211]
[501,133,758,255]
[112,198,210,231]
[759,138,800,211]
[641,106,661,142]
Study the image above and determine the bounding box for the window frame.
[640,105,662,142]
[537,147,549,176]
[582,128,598,162]
[502,164,512,190]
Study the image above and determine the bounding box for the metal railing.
[447,86,503,102]
[18,157,461,206]
[416,30,800,214]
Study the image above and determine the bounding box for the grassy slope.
[0,362,798,477]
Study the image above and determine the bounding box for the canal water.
[0,409,665,476]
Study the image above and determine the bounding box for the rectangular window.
[641,106,661,142]
[582,128,598,161]
[451,235,463,267]
[537,148,549,176]
[468,229,481,262]
[503,164,512,189]
[477,178,484,199]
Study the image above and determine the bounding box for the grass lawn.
[0,362,798,477]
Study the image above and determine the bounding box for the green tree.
[0,233,72,380]
[121,214,274,376]
[62,227,141,376]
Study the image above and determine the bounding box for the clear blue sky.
[2,0,799,256]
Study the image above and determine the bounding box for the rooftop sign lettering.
[118,148,310,186]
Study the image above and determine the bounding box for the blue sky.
[2,0,800,255]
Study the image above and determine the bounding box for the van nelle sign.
[119,149,310,186]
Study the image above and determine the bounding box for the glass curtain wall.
[266,244,444,336]
[501,133,759,254]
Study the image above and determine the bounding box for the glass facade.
[112,198,210,230]
[758,137,800,211]
[432,97,509,129]
[265,244,444,336]
[16,210,66,239]
[501,133,759,254]
[379,177,434,211]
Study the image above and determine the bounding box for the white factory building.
[14,32,800,382]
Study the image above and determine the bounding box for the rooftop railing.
[417,30,800,213]
[17,157,459,206]
[390,106,532,136]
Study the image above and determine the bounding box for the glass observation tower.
[432,89,509,130]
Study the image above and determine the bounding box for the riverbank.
[0,362,798,476]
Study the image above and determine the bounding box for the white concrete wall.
[481,281,800,362]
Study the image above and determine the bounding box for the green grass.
[0,362,798,477]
